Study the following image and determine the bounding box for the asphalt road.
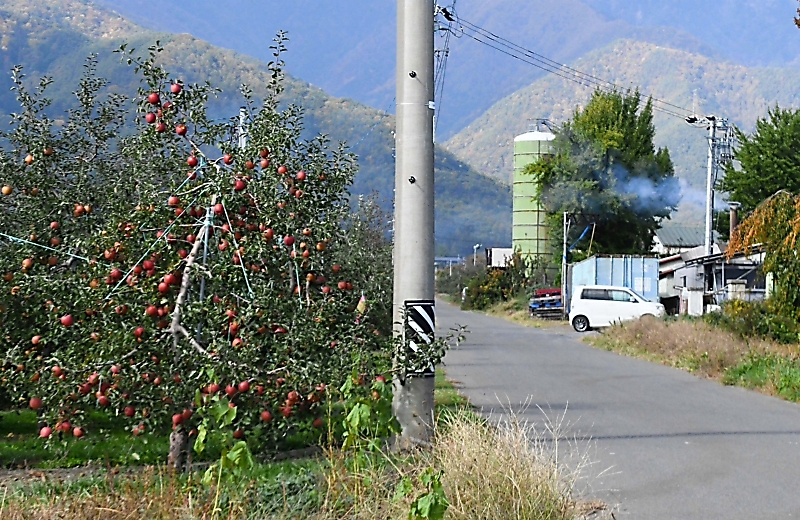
[437,300,800,519]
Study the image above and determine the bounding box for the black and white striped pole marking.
[405,299,435,377]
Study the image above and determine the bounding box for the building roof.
[655,226,711,248]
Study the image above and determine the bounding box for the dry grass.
[315,410,607,520]
[434,413,601,520]
[1,468,223,519]
[589,316,783,379]
[2,411,607,520]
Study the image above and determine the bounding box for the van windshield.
[628,289,649,302]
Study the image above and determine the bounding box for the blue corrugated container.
[569,256,659,311]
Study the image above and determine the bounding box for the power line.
[459,17,694,115]
[434,2,457,139]
[351,98,395,151]
[463,31,686,119]
[449,14,693,120]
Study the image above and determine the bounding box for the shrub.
[459,253,532,311]
[435,261,484,302]
[706,300,800,345]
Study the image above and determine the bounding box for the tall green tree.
[529,90,678,257]
[722,106,800,212]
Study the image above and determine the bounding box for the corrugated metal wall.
[571,256,660,302]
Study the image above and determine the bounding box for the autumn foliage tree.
[0,39,393,466]
[729,191,800,320]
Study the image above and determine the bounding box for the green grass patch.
[434,368,469,412]
[0,410,172,469]
[1,370,471,470]
[723,354,800,401]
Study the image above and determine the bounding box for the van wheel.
[572,315,590,333]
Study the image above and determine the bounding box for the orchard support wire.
[104,190,208,301]
[220,203,255,299]
[0,232,92,263]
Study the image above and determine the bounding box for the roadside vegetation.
[590,301,800,402]
[436,254,552,313]
[0,371,607,520]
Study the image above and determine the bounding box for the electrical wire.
[459,18,694,115]
[450,14,693,120]
[434,2,457,139]
[463,30,686,119]
[351,98,395,151]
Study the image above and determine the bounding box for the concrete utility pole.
[393,0,436,448]
[704,118,717,257]
[561,212,569,313]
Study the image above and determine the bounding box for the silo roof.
[514,131,556,142]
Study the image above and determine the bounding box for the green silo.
[513,130,555,261]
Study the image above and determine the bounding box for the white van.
[569,285,665,332]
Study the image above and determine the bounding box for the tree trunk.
[168,429,190,472]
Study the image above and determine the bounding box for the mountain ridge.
[96,0,800,140]
[0,0,512,255]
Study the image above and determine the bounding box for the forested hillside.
[98,0,800,139]
[0,0,511,255]
[445,39,800,223]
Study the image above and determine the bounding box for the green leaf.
[194,426,207,454]
[201,465,216,486]
[393,476,413,502]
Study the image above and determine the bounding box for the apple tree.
[0,40,392,467]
